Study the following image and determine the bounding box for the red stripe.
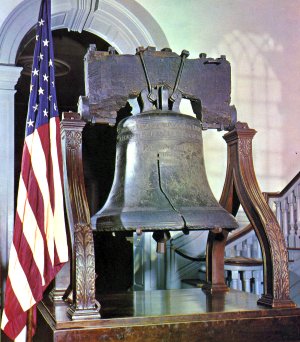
[22,144,45,234]
[13,214,43,301]
[3,278,28,340]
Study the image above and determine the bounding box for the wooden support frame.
[213,121,295,308]
[203,228,230,293]
[60,112,100,320]
[59,114,295,319]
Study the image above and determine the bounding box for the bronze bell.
[91,90,238,245]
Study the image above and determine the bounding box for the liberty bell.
[91,82,238,252]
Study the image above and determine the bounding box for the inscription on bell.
[118,114,202,143]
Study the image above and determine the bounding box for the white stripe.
[1,309,8,330]
[14,325,26,342]
[8,245,36,312]
[50,118,68,262]
[16,175,28,221]
[25,131,55,266]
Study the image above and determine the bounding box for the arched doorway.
[15,29,111,204]
[15,28,135,292]
[0,0,168,302]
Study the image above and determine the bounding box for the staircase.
[182,172,300,302]
[133,172,300,302]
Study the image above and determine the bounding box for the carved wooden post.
[61,112,100,320]
[220,121,295,308]
[203,228,230,293]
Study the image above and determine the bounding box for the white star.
[38,19,44,26]
[35,35,39,41]
[43,74,49,82]
[54,103,57,111]
[30,84,34,93]
[52,81,55,87]
[43,108,48,117]
[43,39,49,47]
[32,68,39,76]
[48,95,52,101]
[39,53,44,61]
[38,87,44,95]
[27,119,34,127]
[49,59,53,67]
[33,104,39,112]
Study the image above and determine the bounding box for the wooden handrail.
[265,171,300,199]
[226,172,300,246]
[226,224,253,245]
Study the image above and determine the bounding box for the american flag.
[1,0,68,340]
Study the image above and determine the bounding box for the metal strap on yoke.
[170,50,190,102]
[137,47,156,103]
[137,48,190,105]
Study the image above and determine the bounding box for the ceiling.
[16,29,110,113]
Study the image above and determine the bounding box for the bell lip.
[93,225,238,232]
[91,207,239,232]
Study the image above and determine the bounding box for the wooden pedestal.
[35,288,300,342]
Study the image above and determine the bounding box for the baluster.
[237,271,243,290]
[246,237,252,257]
[242,241,248,257]
[282,198,289,247]
[225,246,232,258]
[251,238,262,259]
[229,246,235,257]
[242,270,252,293]
[253,269,263,295]
[242,238,252,258]
[230,270,240,290]
[274,200,282,227]
[225,270,231,287]
[295,185,300,248]
[288,192,296,248]
[235,243,243,257]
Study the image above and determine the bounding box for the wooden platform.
[35,288,300,341]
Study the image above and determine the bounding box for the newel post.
[61,112,100,319]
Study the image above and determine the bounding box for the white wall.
[136,0,300,197]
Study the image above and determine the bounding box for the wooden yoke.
[60,112,100,320]
[217,121,295,308]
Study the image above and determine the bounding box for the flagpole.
[26,307,33,342]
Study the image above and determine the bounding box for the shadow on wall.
[207,30,284,193]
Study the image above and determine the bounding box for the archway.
[0,0,168,301]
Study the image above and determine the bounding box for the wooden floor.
[36,288,300,341]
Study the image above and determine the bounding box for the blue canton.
[26,0,58,137]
